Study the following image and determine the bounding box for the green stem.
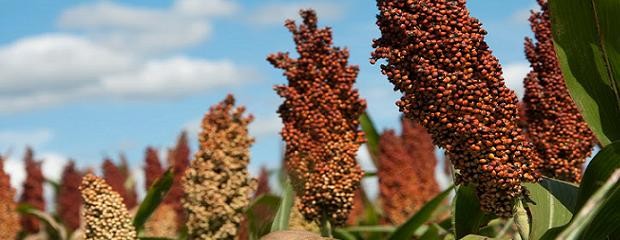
[319,215,333,238]
[514,200,530,240]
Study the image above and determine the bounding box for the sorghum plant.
[182,95,255,240]
[143,204,178,238]
[0,156,20,239]
[522,0,595,183]
[268,9,367,226]
[80,173,136,240]
[165,131,190,226]
[102,158,137,209]
[378,118,439,224]
[144,146,164,188]
[371,0,540,216]
[58,161,83,232]
[19,147,45,233]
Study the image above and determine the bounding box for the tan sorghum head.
[182,94,255,240]
[267,9,366,225]
[0,155,20,239]
[522,0,595,183]
[80,173,136,240]
[371,0,541,217]
[143,204,178,238]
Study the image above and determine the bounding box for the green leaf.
[387,186,454,240]
[523,179,575,240]
[133,168,174,231]
[245,194,281,239]
[270,179,295,232]
[17,204,67,240]
[558,169,620,239]
[537,178,579,213]
[548,0,620,146]
[342,225,395,233]
[460,234,493,240]
[576,141,620,210]
[452,185,493,238]
[333,228,357,240]
[360,112,380,165]
[418,224,440,240]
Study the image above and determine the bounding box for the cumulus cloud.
[503,62,530,99]
[248,1,345,25]
[0,129,54,149]
[58,0,237,54]
[4,151,67,199]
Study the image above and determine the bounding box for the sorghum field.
[1,0,619,239]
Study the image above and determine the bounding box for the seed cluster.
[102,159,137,209]
[346,188,365,225]
[378,118,440,224]
[165,131,190,227]
[0,156,20,240]
[144,146,165,189]
[58,161,84,232]
[80,174,137,240]
[522,0,595,183]
[19,147,45,233]
[268,9,366,225]
[371,0,540,216]
[182,95,256,240]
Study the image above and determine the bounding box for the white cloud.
[249,1,344,25]
[174,0,239,17]
[4,151,67,198]
[58,1,237,54]
[0,129,54,149]
[503,62,530,99]
[101,57,248,99]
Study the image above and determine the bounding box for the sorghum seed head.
[378,118,440,224]
[0,155,20,239]
[522,0,596,183]
[80,173,137,240]
[144,146,164,189]
[102,158,137,209]
[182,94,256,240]
[268,9,367,226]
[165,131,191,227]
[371,0,541,217]
[19,147,45,233]
[58,160,83,232]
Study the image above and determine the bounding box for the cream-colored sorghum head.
[79,173,136,240]
[182,95,256,240]
[0,156,20,239]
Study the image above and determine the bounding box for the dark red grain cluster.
[522,0,595,183]
[58,161,83,232]
[346,188,365,225]
[102,158,137,209]
[19,147,45,233]
[144,146,165,189]
[378,118,440,224]
[268,9,367,225]
[164,131,190,227]
[371,0,540,216]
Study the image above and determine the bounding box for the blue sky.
[0,0,538,196]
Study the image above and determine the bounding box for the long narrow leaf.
[576,141,620,210]
[17,204,67,240]
[548,0,620,146]
[452,185,493,238]
[557,169,620,239]
[270,179,294,232]
[523,179,574,240]
[360,112,380,166]
[387,186,454,240]
[133,168,174,231]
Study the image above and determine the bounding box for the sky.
[0,0,539,199]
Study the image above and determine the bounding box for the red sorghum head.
[371,0,540,217]
[144,146,165,189]
[0,155,20,239]
[58,160,83,232]
[522,0,596,183]
[19,147,45,233]
[268,9,367,225]
[102,158,137,209]
[164,131,190,227]
[378,118,440,224]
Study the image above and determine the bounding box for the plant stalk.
[319,215,333,238]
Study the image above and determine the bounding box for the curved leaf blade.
[523,179,574,240]
[577,141,620,210]
[360,112,380,165]
[387,186,454,240]
[270,179,294,232]
[549,0,620,146]
[133,168,174,231]
[452,185,493,238]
